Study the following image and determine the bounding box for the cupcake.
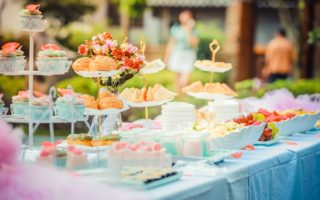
[55,92,85,121]
[36,44,70,74]
[30,95,52,121]
[0,42,26,73]
[11,90,29,116]
[89,56,118,71]
[72,57,92,71]
[19,4,46,31]
[66,146,88,169]
[0,94,6,115]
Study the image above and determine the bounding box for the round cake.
[161,102,196,130]
[208,100,240,123]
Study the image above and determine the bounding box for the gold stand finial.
[140,38,146,56]
[209,39,220,63]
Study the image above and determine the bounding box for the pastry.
[98,97,123,109]
[92,134,121,146]
[66,134,93,146]
[82,95,98,109]
[89,56,118,71]
[72,57,92,71]
[182,81,203,93]
[119,85,176,103]
[152,84,176,101]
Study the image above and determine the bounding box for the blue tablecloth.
[146,131,320,200]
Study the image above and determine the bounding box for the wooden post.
[225,0,255,83]
[300,0,315,78]
[237,0,255,81]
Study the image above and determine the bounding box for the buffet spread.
[1,4,320,191]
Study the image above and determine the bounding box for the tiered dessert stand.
[187,40,233,101]
[72,68,129,140]
[126,40,169,121]
[0,17,90,147]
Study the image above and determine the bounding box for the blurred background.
[0,0,319,124]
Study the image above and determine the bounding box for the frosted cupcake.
[19,4,46,31]
[11,90,29,116]
[30,95,52,121]
[55,89,85,121]
[36,44,70,74]
[0,94,6,115]
[0,42,25,73]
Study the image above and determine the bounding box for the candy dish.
[126,98,174,108]
[18,4,46,31]
[74,70,120,78]
[116,167,182,190]
[84,104,129,115]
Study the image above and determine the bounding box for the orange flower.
[112,49,125,60]
[26,4,41,13]
[78,44,88,55]
[1,42,21,56]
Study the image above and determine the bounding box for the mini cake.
[36,148,67,168]
[66,134,93,146]
[72,57,92,71]
[108,141,172,170]
[19,4,46,30]
[208,100,241,123]
[0,42,25,72]
[36,44,69,73]
[89,56,118,71]
[161,102,196,130]
[66,146,88,169]
[55,89,85,120]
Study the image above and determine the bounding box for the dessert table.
[144,131,320,200]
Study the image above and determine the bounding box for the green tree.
[25,0,96,26]
[112,0,147,37]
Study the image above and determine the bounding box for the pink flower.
[78,44,88,55]
[106,39,116,49]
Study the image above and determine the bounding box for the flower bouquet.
[73,32,145,93]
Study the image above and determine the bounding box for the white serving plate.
[75,70,120,78]
[254,136,284,146]
[186,91,234,100]
[84,104,129,115]
[57,140,110,152]
[140,59,165,74]
[208,126,252,150]
[127,98,174,108]
[244,122,266,146]
[195,61,232,73]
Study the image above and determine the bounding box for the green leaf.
[268,123,279,140]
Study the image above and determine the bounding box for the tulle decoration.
[0,119,148,200]
[240,89,320,113]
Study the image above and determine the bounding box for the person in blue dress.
[165,10,199,92]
